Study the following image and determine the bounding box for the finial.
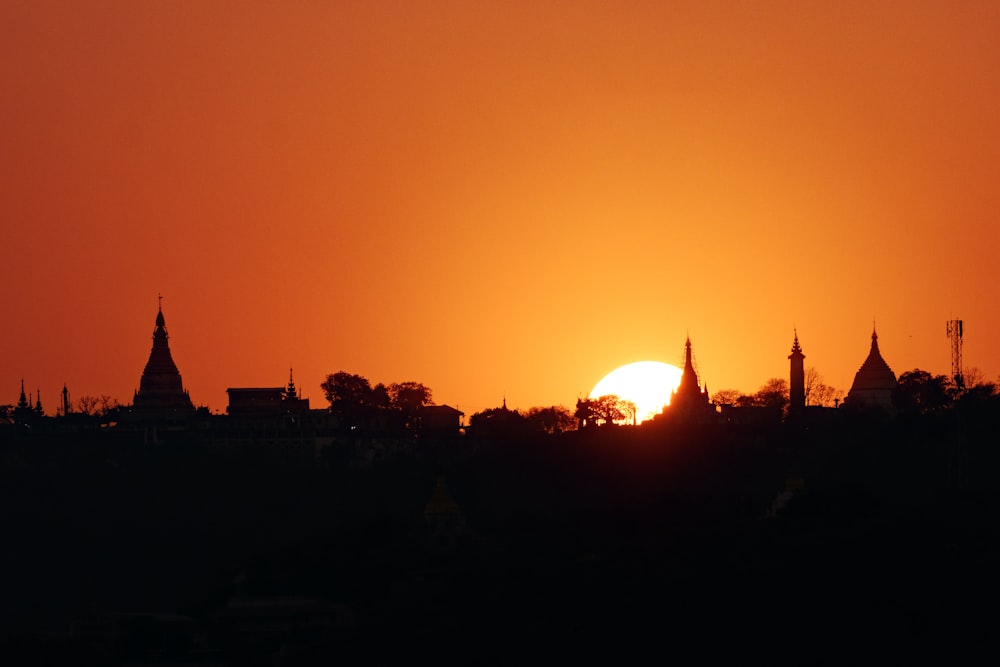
[791,327,803,354]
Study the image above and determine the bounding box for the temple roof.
[849,328,897,393]
[789,330,804,358]
[133,304,194,415]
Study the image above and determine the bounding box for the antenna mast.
[946,319,964,389]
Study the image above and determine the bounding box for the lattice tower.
[946,319,964,388]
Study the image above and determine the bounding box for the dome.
[846,328,897,410]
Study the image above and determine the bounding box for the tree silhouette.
[76,395,101,416]
[711,389,743,406]
[580,394,633,426]
[320,371,379,428]
[893,369,952,415]
[525,406,577,434]
[751,378,789,411]
[803,367,840,407]
[388,382,432,425]
[468,404,527,438]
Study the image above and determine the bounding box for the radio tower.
[946,319,964,389]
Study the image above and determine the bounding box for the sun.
[590,361,684,424]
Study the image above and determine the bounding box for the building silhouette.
[226,369,310,418]
[128,303,195,422]
[663,336,715,423]
[788,331,806,413]
[12,379,44,424]
[845,327,897,412]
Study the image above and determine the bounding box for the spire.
[34,389,43,415]
[286,367,297,399]
[683,335,695,376]
[789,329,806,412]
[674,335,703,397]
[17,379,29,409]
[668,334,711,417]
[132,300,194,419]
[791,328,803,355]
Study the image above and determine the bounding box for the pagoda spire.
[667,334,712,419]
[17,379,29,410]
[789,329,806,412]
[131,300,194,420]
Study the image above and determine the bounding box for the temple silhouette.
[126,303,195,422]
[6,301,910,442]
[844,326,898,411]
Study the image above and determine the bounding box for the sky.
[3,1,999,417]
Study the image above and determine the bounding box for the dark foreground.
[2,413,998,664]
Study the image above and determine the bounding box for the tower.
[788,331,805,412]
[667,335,712,420]
[16,379,30,411]
[845,326,897,412]
[131,301,195,420]
[946,319,963,389]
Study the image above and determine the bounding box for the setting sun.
[591,361,683,424]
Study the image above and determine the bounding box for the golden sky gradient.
[3,1,999,416]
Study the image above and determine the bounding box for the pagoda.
[665,335,714,422]
[845,327,897,412]
[130,302,195,420]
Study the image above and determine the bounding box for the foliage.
[711,389,743,406]
[525,405,577,434]
[803,367,841,407]
[388,382,432,418]
[320,372,374,411]
[751,378,790,411]
[575,395,635,426]
[893,370,953,415]
[320,372,434,431]
[468,405,528,439]
[74,395,119,418]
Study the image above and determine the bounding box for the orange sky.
[3,1,999,417]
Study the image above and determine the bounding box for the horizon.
[3,300,975,416]
[3,2,998,416]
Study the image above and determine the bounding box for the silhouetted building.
[210,370,318,454]
[129,304,195,421]
[226,370,309,418]
[417,404,464,437]
[12,379,41,426]
[845,327,897,412]
[663,336,716,423]
[788,331,805,413]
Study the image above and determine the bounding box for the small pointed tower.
[131,300,195,420]
[14,380,37,424]
[16,380,30,411]
[789,330,806,413]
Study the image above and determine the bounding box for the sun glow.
[590,361,684,424]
